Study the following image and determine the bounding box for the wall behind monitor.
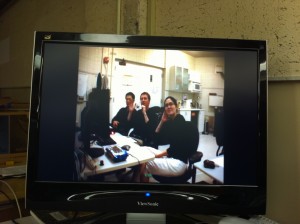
[1,0,300,88]
[153,0,300,81]
[0,0,300,223]
[0,0,119,101]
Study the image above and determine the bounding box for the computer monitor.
[26,32,267,223]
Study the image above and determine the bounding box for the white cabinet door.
[198,110,205,133]
[180,110,191,121]
[170,66,189,91]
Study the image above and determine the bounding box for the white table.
[194,155,224,183]
[83,133,155,177]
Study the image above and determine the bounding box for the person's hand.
[160,112,168,123]
[142,105,147,115]
[128,103,135,112]
[112,120,119,128]
[155,112,167,133]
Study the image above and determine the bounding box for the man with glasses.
[111,92,137,135]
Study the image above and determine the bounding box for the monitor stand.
[30,210,204,224]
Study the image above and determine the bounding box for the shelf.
[0,111,29,154]
[166,89,200,94]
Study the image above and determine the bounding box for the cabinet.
[179,110,191,121]
[170,66,189,91]
[0,111,29,154]
[179,109,205,133]
[198,109,205,133]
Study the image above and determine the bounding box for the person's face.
[125,95,134,106]
[140,94,150,108]
[164,98,177,117]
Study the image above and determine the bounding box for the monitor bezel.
[26,32,267,215]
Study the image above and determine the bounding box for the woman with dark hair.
[139,96,193,182]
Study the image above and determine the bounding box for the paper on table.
[0,165,26,177]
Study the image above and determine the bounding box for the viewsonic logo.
[137,201,159,207]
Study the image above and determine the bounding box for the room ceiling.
[183,50,224,58]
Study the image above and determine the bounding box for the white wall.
[77,46,223,125]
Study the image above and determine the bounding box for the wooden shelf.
[0,110,29,154]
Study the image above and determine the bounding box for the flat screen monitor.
[26,32,267,223]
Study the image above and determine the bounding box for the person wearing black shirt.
[139,96,193,182]
[131,92,161,147]
[111,92,136,135]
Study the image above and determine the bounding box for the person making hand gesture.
[111,92,137,135]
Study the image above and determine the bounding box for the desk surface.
[0,216,38,224]
[0,153,27,203]
[194,155,224,183]
[83,133,155,177]
[0,177,26,204]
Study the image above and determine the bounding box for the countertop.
[179,108,204,111]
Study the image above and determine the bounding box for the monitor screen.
[26,32,267,220]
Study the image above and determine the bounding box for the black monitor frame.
[26,32,267,216]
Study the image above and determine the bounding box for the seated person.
[139,96,197,182]
[80,89,111,149]
[131,92,162,147]
[111,92,137,135]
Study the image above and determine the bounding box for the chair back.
[214,108,224,156]
[214,108,224,146]
[74,148,85,181]
[183,121,200,158]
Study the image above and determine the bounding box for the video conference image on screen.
[74,46,226,185]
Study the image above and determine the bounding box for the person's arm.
[155,149,168,158]
[112,113,120,128]
[112,108,124,128]
[155,112,168,133]
[141,105,149,123]
[127,103,135,121]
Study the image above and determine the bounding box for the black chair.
[214,108,224,156]
[152,121,203,184]
[74,148,85,181]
